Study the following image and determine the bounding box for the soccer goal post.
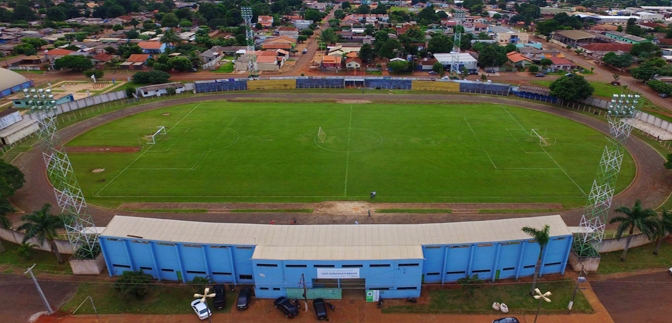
[147,126,166,144]
[317,127,326,143]
[530,129,551,146]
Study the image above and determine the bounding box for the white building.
[136,83,186,98]
[433,53,478,72]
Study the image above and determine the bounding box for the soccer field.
[66,101,635,207]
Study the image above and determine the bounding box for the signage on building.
[316,268,360,279]
[366,290,380,302]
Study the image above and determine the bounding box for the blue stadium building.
[99,215,573,299]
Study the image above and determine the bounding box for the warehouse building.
[100,215,573,299]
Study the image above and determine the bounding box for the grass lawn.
[0,241,72,275]
[213,62,234,73]
[384,280,592,314]
[597,238,672,274]
[65,102,635,207]
[61,282,237,314]
[530,80,629,99]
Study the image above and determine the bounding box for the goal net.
[530,129,552,146]
[317,127,326,143]
[145,126,166,144]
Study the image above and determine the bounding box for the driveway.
[0,274,77,323]
[592,271,672,323]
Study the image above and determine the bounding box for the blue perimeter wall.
[99,234,573,299]
[194,77,512,94]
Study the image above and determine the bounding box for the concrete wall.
[637,111,672,133]
[412,80,460,92]
[0,227,74,254]
[247,79,296,90]
[598,233,655,253]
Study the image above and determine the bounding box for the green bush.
[132,70,171,84]
[126,86,136,98]
[114,271,154,300]
[188,276,210,293]
[16,242,36,260]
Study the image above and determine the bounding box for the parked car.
[659,93,669,98]
[302,49,307,54]
[611,81,621,86]
[212,285,225,310]
[668,267,672,275]
[492,317,520,323]
[274,296,299,318]
[312,298,328,320]
[535,73,546,77]
[428,71,438,75]
[237,288,252,310]
[190,299,212,321]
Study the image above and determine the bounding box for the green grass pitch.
[66,101,635,208]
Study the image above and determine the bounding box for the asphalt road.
[0,274,77,323]
[592,271,672,323]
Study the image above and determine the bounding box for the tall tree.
[0,200,14,253]
[319,28,338,45]
[17,204,66,263]
[549,75,594,102]
[521,225,550,295]
[609,200,658,261]
[653,209,672,255]
[160,29,182,46]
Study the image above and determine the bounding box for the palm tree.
[522,224,550,296]
[17,203,66,263]
[160,29,182,47]
[653,209,672,256]
[609,200,658,262]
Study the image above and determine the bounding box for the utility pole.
[300,273,308,312]
[25,264,53,315]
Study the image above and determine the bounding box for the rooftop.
[555,30,597,40]
[101,215,571,261]
[580,43,633,52]
[126,54,150,62]
[137,41,163,49]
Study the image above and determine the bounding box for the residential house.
[327,44,361,57]
[235,51,285,72]
[321,55,342,69]
[138,41,166,54]
[92,53,115,68]
[293,20,313,30]
[120,54,150,70]
[44,49,74,63]
[262,36,296,50]
[258,16,274,28]
[518,48,564,63]
[506,51,533,69]
[262,42,292,51]
[345,57,362,69]
[579,43,633,59]
[416,57,438,71]
[277,27,299,38]
[490,26,529,45]
[546,56,574,72]
[305,1,327,10]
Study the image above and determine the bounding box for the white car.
[191,299,212,320]
[668,267,672,275]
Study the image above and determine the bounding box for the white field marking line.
[149,127,191,153]
[501,106,586,195]
[464,118,497,169]
[344,105,353,196]
[167,103,200,133]
[130,118,236,171]
[96,104,202,195]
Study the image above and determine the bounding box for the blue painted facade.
[0,80,34,98]
[100,230,573,300]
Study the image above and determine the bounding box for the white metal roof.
[433,52,477,64]
[101,215,571,261]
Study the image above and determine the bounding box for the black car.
[492,318,520,323]
[312,298,328,320]
[236,288,252,310]
[274,296,299,318]
[212,285,225,310]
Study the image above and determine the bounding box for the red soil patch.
[66,146,140,153]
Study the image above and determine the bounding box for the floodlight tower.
[451,10,466,75]
[20,88,98,259]
[576,94,640,256]
[241,7,257,76]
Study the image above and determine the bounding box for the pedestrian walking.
[270,220,275,225]
[293,217,297,225]
[368,210,371,217]
[355,220,359,225]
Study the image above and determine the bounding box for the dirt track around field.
[8,92,672,229]
[66,146,141,153]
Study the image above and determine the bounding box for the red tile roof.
[93,53,113,61]
[581,43,633,52]
[346,57,361,65]
[46,49,74,56]
[548,56,573,66]
[262,43,292,50]
[507,51,532,63]
[126,54,150,62]
[138,42,163,49]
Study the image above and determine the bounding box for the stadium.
[22,77,664,300]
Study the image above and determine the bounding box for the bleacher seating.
[365,78,412,90]
[195,79,248,92]
[296,78,345,89]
